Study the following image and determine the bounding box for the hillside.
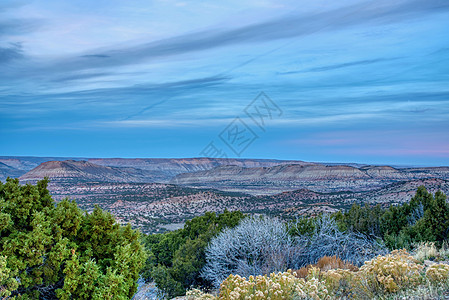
[0,162,25,181]
[41,177,449,233]
[6,156,449,233]
[1,156,310,182]
[171,164,449,194]
[19,160,158,183]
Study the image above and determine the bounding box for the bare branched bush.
[201,216,300,288]
[295,215,387,267]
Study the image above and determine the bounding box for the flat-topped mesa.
[172,164,374,184]
[359,165,404,179]
[19,160,144,183]
[87,157,313,175]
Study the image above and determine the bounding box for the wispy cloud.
[0,18,42,37]
[3,0,448,76]
[279,57,401,74]
[0,0,448,164]
[0,43,24,63]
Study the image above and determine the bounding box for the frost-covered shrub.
[201,217,300,288]
[295,215,387,267]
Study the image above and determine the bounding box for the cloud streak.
[0,18,42,37]
[0,43,24,64]
[279,57,402,74]
[4,0,448,76]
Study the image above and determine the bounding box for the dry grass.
[413,241,449,262]
[293,255,358,279]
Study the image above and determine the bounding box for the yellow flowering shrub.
[217,270,330,300]
[321,268,354,296]
[193,252,449,300]
[426,263,449,285]
[300,269,330,300]
[355,249,424,294]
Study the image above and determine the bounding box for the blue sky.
[1,0,448,166]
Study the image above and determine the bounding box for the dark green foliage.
[341,203,383,237]
[287,215,316,237]
[336,186,449,250]
[143,210,245,298]
[0,178,147,299]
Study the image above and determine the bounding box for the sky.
[0,0,448,166]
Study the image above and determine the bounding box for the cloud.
[0,18,42,37]
[279,57,401,74]
[7,0,446,75]
[80,54,111,59]
[0,0,31,11]
[0,75,231,108]
[0,43,24,64]
[52,72,112,82]
[81,0,449,63]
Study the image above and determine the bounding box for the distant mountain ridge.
[3,156,448,233]
[4,157,449,196]
[19,160,158,183]
[2,156,311,182]
[171,164,449,194]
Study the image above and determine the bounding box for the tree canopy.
[143,210,245,298]
[0,178,147,299]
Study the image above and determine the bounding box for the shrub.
[354,249,424,295]
[413,242,440,262]
[294,256,358,279]
[337,187,449,250]
[186,288,215,299]
[196,251,449,299]
[293,215,386,267]
[0,255,19,299]
[143,210,245,297]
[426,263,449,286]
[201,216,301,288]
[217,271,329,300]
[0,178,147,299]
